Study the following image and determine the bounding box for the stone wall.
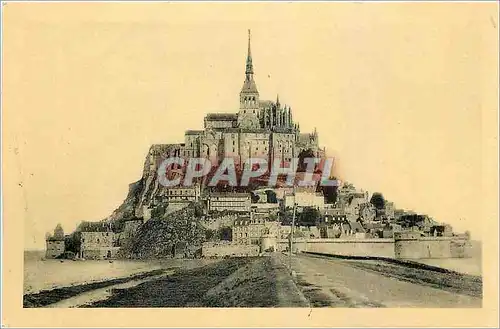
[165,201,190,214]
[202,242,260,258]
[80,231,117,260]
[81,247,121,260]
[123,219,143,239]
[276,234,472,260]
[202,213,238,231]
[303,238,395,258]
[394,232,472,259]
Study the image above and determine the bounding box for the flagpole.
[289,184,296,272]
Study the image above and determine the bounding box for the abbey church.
[147,30,324,172]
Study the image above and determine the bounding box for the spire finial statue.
[276,94,280,107]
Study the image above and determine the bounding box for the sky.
[2,2,498,250]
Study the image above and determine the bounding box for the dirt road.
[285,253,481,308]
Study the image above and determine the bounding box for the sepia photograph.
[2,1,498,327]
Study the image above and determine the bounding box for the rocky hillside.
[118,202,208,259]
[93,144,211,259]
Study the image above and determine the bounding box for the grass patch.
[347,261,482,298]
[23,269,167,308]
[83,258,250,307]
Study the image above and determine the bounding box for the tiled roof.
[205,113,238,121]
[259,100,274,108]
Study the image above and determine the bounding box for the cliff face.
[105,144,181,223]
[106,179,144,222]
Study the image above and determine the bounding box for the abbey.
[148,30,324,172]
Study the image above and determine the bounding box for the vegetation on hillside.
[118,202,207,259]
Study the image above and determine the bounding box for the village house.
[282,191,325,210]
[158,185,201,203]
[208,192,251,213]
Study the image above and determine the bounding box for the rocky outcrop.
[104,143,182,224]
[106,179,144,222]
[118,202,207,259]
[85,144,207,259]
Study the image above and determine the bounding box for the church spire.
[245,29,254,79]
[239,29,259,112]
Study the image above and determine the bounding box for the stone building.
[45,224,65,259]
[322,207,347,222]
[201,241,260,258]
[78,223,120,260]
[158,185,201,202]
[384,202,395,219]
[145,30,325,175]
[45,238,65,259]
[232,215,281,246]
[202,213,238,231]
[282,191,325,209]
[208,192,251,213]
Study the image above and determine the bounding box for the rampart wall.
[276,234,472,259]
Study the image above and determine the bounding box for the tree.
[321,177,339,204]
[251,192,260,203]
[266,190,278,203]
[64,232,81,254]
[151,204,167,219]
[297,149,316,172]
[205,229,216,241]
[370,192,386,209]
[298,207,321,226]
[218,227,232,241]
